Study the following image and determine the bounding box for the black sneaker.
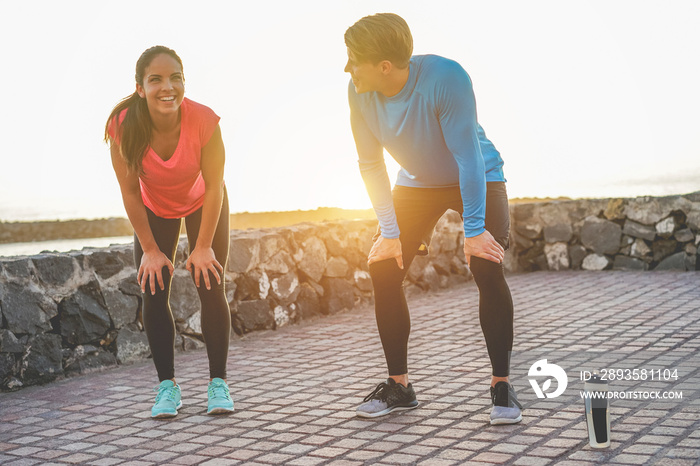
[356,378,419,418]
[489,381,523,425]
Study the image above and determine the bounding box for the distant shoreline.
[0,199,570,245]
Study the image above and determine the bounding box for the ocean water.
[1,177,697,257]
[0,236,133,258]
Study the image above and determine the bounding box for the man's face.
[344,49,383,94]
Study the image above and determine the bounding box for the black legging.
[134,188,231,381]
[369,182,514,377]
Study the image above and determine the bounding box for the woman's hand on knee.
[368,236,404,269]
[138,251,175,295]
[464,231,504,267]
[186,246,224,290]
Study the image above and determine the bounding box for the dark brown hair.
[104,45,184,174]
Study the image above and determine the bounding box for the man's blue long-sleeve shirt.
[348,54,505,238]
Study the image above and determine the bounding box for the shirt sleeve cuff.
[463,226,486,238]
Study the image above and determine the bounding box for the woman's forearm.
[195,184,224,249]
[122,191,159,253]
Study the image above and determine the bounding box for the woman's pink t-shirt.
[109,98,221,218]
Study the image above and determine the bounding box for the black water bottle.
[584,372,611,448]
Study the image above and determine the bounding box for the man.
[344,13,522,425]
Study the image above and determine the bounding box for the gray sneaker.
[489,381,523,425]
[356,378,419,418]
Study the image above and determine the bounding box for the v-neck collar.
[149,98,186,165]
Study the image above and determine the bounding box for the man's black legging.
[368,182,514,377]
[134,188,231,382]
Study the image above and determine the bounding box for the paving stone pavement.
[0,271,698,466]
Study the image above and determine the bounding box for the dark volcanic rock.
[630,238,652,258]
[674,228,694,243]
[115,324,150,364]
[64,346,118,375]
[85,247,133,279]
[622,220,657,241]
[353,270,373,292]
[322,227,350,257]
[544,224,573,243]
[169,270,201,322]
[118,276,142,297]
[235,270,270,301]
[0,353,16,382]
[1,282,55,335]
[419,264,442,291]
[102,289,138,329]
[652,239,678,262]
[236,300,273,332]
[654,252,688,271]
[297,237,328,283]
[262,250,295,275]
[320,278,355,314]
[295,283,321,320]
[0,259,31,279]
[259,234,287,263]
[0,329,24,353]
[581,217,622,255]
[515,222,543,240]
[182,335,206,351]
[613,256,647,271]
[32,254,76,286]
[511,230,534,249]
[569,245,587,268]
[228,236,260,273]
[324,257,349,278]
[21,334,63,385]
[58,281,111,346]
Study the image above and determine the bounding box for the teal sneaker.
[151,380,182,419]
[207,378,234,415]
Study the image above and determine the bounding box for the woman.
[105,46,233,418]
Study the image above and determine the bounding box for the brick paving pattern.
[0,271,698,465]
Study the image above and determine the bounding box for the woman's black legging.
[368,182,514,377]
[133,188,231,381]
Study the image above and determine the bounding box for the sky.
[0,0,699,221]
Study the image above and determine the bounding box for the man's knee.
[470,256,505,288]
[369,258,405,289]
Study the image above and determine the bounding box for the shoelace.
[153,385,178,404]
[492,384,523,409]
[208,383,231,400]
[363,382,390,402]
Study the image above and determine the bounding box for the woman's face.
[136,53,185,118]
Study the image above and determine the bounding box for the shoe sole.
[490,414,522,425]
[152,400,183,419]
[356,401,419,418]
[207,406,234,415]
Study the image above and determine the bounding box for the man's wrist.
[464,227,486,239]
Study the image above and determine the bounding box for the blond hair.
[344,13,413,68]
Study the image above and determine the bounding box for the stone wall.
[507,192,700,272]
[0,216,470,391]
[2,191,698,391]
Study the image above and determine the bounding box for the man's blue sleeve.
[348,82,400,239]
[435,64,487,238]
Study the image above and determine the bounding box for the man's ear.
[379,60,393,75]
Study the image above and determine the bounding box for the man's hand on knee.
[464,231,504,267]
[368,236,404,269]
